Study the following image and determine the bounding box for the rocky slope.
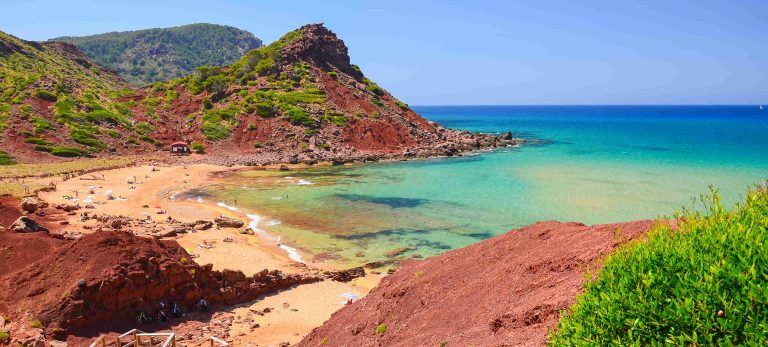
[1,24,517,166]
[299,220,670,347]
[53,23,262,86]
[0,228,321,340]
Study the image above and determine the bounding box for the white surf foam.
[244,214,303,263]
[297,179,314,185]
[217,201,240,212]
[279,244,304,263]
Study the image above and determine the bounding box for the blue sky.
[3,0,767,105]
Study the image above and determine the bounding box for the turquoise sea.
[186,106,768,266]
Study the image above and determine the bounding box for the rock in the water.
[325,267,366,282]
[10,216,48,233]
[215,216,244,228]
[500,131,513,140]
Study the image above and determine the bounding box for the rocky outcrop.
[20,197,47,214]
[214,216,245,228]
[299,220,669,347]
[279,24,361,79]
[0,230,320,338]
[9,216,48,233]
[324,267,365,282]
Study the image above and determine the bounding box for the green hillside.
[53,23,262,86]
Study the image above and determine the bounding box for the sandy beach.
[37,163,382,345]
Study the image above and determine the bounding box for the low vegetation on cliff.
[551,187,768,345]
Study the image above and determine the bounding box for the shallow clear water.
[186,106,768,266]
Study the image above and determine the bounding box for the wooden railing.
[89,329,176,347]
[90,330,229,347]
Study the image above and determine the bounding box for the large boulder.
[214,216,245,228]
[21,197,47,214]
[10,216,48,233]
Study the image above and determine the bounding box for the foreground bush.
[551,187,768,346]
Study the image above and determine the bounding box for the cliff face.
[299,220,668,347]
[1,24,516,165]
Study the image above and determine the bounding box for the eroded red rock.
[299,220,668,347]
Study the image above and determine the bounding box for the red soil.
[0,228,319,340]
[300,220,667,347]
[0,197,66,294]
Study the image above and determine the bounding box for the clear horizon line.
[410,104,766,107]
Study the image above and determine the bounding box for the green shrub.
[134,122,155,135]
[395,100,410,111]
[191,141,205,153]
[69,124,105,149]
[84,109,127,126]
[107,88,135,99]
[201,105,239,140]
[550,187,768,346]
[106,129,120,138]
[202,98,213,110]
[372,98,384,108]
[50,147,82,157]
[281,105,315,128]
[254,101,274,118]
[277,89,326,105]
[33,89,57,102]
[0,103,10,130]
[126,138,139,145]
[253,141,263,148]
[0,330,9,343]
[0,150,15,165]
[203,75,229,96]
[247,123,257,130]
[139,135,157,144]
[327,71,338,79]
[144,97,161,106]
[240,28,302,75]
[32,117,53,133]
[54,96,81,124]
[29,320,43,329]
[24,137,51,146]
[33,145,53,152]
[375,324,387,334]
[165,89,179,103]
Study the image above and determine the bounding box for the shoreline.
[34,162,382,345]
